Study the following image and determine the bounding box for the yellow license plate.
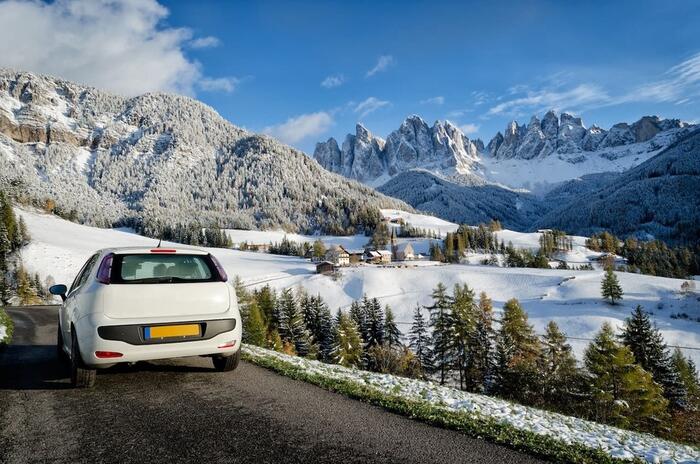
[145,324,200,339]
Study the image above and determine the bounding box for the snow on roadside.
[244,345,700,464]
[0,324,6,342]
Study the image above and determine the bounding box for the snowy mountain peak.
[314,115,480,183]
[486,110,691,160]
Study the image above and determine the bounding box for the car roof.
[98,246,210,255]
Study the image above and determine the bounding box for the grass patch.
[242,349,639,464]
[0,307,14,349]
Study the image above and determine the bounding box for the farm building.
[394,242,415,261]
[315,261,335,275]
[325,245,350,266]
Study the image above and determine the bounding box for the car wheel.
[213,350,240,372]
[70,331,96,388]
[57,321,68,360]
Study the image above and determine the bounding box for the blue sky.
[1,0,699,153]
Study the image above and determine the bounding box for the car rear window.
[111,254,217,284]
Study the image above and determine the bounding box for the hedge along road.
[0,306,545,464]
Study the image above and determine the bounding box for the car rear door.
[62,253,99,339]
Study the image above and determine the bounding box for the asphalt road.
[0,306,545,464]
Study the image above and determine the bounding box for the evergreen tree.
[383,305,401,348]
[671,349,700,408]
[316,302,335,362]
[463,292,495,393]
[408,304,431,375]
[276,289,311,357]
[451,283,477,389]
[332,312,363,368]
[426,283,454,385]
[365,297,384,348]
[493,298,541,402]
[539,321,580,410]
[584,323,669,432]
[350,299,369,343]
[601,268,623,305]
[621,306,687,409]
[255,285,277,330]
[267,329,284,352]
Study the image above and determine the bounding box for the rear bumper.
[74,314,241,367]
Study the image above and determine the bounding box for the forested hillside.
[0,70,410,235]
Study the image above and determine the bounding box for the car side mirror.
[49,284,68,301]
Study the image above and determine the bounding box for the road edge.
[241,348,638,464]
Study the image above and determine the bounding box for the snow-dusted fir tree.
[426,283,455,385]
[408,304,431,375]
[620,306,687,410]
[364,297,385,349]
[463,292,495,393]
[276,289,310,357]
[383,306,401,348]
[601,268,623,305]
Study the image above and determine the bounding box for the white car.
[50,246,242,388]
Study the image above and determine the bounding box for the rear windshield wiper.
[125,276,193,284]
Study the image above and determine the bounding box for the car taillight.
[209,254,228,282]
[96,253,114,284]
[218,341,236,349]
[95,351,123,358]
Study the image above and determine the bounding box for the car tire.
[57,321,68,360]
[70,331,96,388]
[213,350,240,372]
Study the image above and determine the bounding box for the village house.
[394,242,415,261]
[346,249,364,264]
[325,245,350,266]
[365,250,382,264]
[315,261,335,275]
[377,249,392,264]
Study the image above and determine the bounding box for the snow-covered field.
[16,207,700,365]
[244,345,700,463]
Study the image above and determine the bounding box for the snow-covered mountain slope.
[0,69,410,233]
[536,128,700,243]
[378,170,541,229]
[315,112,694,193]
[17,207,700,367]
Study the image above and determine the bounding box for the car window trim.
[68,253,99,296]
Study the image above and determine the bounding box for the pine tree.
[539,321,580,410]
[332,312,363,368]
[493,298,541,402]
[671,349,700,408]
[601,268,623,305]
[365,297,384,348]
[255,285,277,330]
[383,305,401,348]
[463,292,495,392]
[426,283,454,385]
[316,302,335,362]
[276,289,311,357]
[408,304,431,376]
[621,306,687,409]
[584,323,669,432]
[350,299,369,344]
[451,283,477,389]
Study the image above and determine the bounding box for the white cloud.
[199,77,240,93]
[353,97,390,118]
[189,36,220,49]
[0,0,238,96]
[487,84,609,117]
[366,55,395,77]
[420,96,445,105]
[263,112,334,145]
[486,52,700,118]
[321,74,345,88]
[459,123,480,135]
